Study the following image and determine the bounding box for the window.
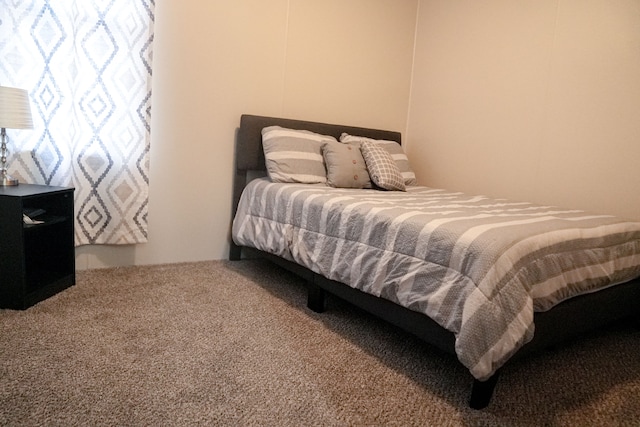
[0,0,155,244]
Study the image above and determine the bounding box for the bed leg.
[229,242,242,261]
[307,282,326,313]
[469,372,500,410]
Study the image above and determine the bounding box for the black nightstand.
[0,184,75,309]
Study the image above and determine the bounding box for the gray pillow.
[322,142,371,189]
[340,133,417,185]
[262,126,336,184]
[360,141,406,191]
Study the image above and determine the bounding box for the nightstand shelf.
[0,184,75,309]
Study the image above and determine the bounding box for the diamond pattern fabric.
[0,0,154,244]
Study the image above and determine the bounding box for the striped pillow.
[340,133,417,185]
[262,126,336,184]
[360,141,406,191]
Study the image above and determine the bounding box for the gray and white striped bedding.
[232,178,640,380]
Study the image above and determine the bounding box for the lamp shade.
[0,86,33,129]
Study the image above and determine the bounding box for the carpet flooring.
[0,259,638,426]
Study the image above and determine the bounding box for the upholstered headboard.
[235,114,402,173]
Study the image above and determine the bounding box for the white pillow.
[360,141,406,191]
[262,126,336,184]
[340,133,417,185]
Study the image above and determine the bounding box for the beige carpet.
[0,259,638,426]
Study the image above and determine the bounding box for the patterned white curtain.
[0,0,154,245]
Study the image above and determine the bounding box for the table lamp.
[0,86,33,186]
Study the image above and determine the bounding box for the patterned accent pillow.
[322,142,371,189]
[262,126,336,183]
[340,133,417,185]
[360,141,406,191]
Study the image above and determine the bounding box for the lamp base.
[1,128,19,186]
[0,173,18,186]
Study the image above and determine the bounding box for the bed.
[229,114,640,409]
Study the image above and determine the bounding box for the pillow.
[321,142,371,189]
[340,133,417,185]
[262,126,336,184]
[360,141,406,191]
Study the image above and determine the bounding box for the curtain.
[0,0,154,245]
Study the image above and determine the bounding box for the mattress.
[232,178,640,380]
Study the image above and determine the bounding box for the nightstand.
[0,184,75,309]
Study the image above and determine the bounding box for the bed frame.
[229,114,640,409]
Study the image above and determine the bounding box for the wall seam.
[404,0,421,156]
[280,0,291,116]
[533,0,561,197]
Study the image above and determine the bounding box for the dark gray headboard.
[236,114,402,172]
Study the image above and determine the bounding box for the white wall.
[75,0,418,269]
[77,0,640,270]
[407,0,640,220]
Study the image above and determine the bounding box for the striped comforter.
[232,178,640,380]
